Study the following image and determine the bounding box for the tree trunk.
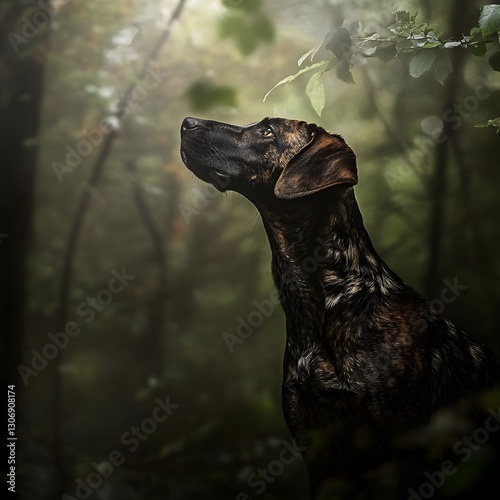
[422,0,478,297]
[0,0,49,423]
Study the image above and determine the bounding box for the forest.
[1,0,500,499]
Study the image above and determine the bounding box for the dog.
[180,116,500,499]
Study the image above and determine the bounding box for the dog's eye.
[260,127,274,137]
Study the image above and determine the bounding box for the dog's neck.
[258,188,404,341]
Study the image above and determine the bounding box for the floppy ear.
[274,127,357,200]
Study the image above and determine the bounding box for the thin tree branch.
[127,160,168,380]
[127,160,168,293]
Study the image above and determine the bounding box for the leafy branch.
[475,117,500,133]
[265,4,500,124]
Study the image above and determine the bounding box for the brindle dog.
[180,117,500,499]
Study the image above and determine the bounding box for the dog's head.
[180,117,357,203]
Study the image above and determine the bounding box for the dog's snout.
[182,117,200,132]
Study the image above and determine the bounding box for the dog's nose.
[182,117,200,131]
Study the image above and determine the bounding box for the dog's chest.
[283,346,359,432]
[286,345,356,394]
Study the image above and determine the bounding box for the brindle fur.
[180,117,500,499]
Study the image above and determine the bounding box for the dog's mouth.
[208,169,230,187]
[180,145,204,176]
[180,147,230,191]
[180,148,192,168]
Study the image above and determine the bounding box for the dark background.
[1,0,499,498]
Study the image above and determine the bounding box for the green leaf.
[411,35,426,48]
[375,44,397,63]
[431,50,453,84]
[393,11,410,24]
[391,10,419,25]
[443,41,462,49]
[336,57,355,84]
[359,46,377,57]
[306,72,325,116]
[219,15,256,55]
[186,80,237,112]
[409,49,436,78]
[263,60,330,101]
[422,40,442,49]
[219,12,274,55]
[469,41,488,57]
[347,20,361,35]
[478,4,500,36]
[489,51,500,71]
[325,27,352,60]
[254,14,275,43]
[298,42,322,67]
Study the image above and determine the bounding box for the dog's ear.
[274,126,357,200]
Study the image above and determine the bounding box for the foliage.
[219,0,275,55]
[186,79,238,111]
[475,116,500,132]
[265,5,500,118]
